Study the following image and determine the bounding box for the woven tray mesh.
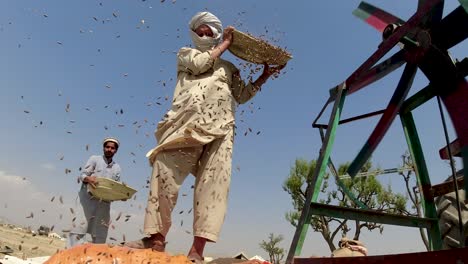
[88,177,137,202]
[228,30,292,65]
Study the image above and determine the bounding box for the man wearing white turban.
[189,12,223,52]
[124,12,285,262]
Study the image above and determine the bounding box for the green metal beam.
[294,212,311,257]
[295,86,347,257]
[400,112,443,250]
[309,202,437,229]
[286,84,347,264]
[328,159,369,210]
[400,84,436,115]
[463,147,468,199]
[318,128,368,210]
[459,0,468,14]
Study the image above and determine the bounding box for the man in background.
[67,137,122,247]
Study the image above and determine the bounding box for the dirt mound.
[45,244,192,264]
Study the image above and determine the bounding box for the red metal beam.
[293,247,468,264]
[439,138,462,159]
[346,0,442,95]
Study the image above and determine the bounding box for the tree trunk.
[354,220,361,240]
[320,230,336,252]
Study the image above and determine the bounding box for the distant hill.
[0,216,13,225]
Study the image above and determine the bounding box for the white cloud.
[0,170,91,238]
[0,171,46,203]
[0,171,31,186]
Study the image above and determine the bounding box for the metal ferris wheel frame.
[286,1,468,263]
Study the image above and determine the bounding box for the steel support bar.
[312,97,332,129]
[401,112,443,250]
[440,79,468,200]
[348,63,417,177]
[286,84,347,264]
[431,5,468,50]
[339,166,414,179]
[415,23,468,199]
[418,0,444,28]
[293,246,468,264]
[313,109,385,129]
[400,84,436,115]
[318,128,368,210]
[348,50,406,93]
[400,56,468,116]
[432,175,464,197]
[439,138,462,159]
[460,0,468,13]
[346,0,441,95]
[309,202,436,229]
[463,148,468,197]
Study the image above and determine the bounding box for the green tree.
[259,233,285,264]
[283,158,409,252]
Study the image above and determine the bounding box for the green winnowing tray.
[228,29,292,65]
[88,177,137,202]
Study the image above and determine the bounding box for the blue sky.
[1,0,466,259]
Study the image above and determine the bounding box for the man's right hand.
[211,26,235,60]
[83,176,97,187]
[222,26,234,45]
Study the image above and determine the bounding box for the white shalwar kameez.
[68,155,121,247]
[143,47,259,242]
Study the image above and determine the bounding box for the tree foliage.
[283,158,409,252]
[259,233,285,264]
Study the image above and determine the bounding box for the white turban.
[189,12,223,52]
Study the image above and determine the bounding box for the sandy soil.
[0,225,65,259]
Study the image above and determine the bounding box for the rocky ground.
[0,225,65,259]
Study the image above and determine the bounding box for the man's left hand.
[261,63,287,79]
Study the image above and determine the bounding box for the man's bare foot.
[122,233,166,251]
[187,253,204,264]
[187,236,207,263]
